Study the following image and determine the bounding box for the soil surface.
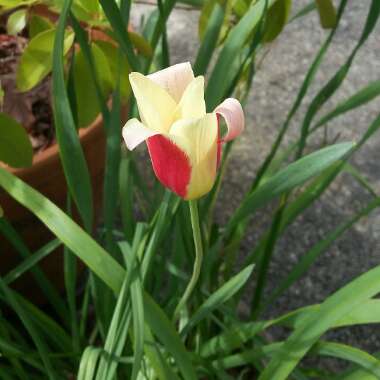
[131,0,380,372]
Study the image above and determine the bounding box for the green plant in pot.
[1,0,380,379]
[0,0,150,301]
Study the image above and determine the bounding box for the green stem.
[174,200,203,321]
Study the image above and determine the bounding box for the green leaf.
[6,9,27,35]
[263,0,292,42]
[266,197,380,308]
[29,14,54,38]
[0,113,33,167]
[0,166,124,294]
[73,43,112,128]
[227,142,353,233]
[95,40,131,101]
[4,239,61,285]
[315,0,337,29]
[182,265,254,336]
[314,80,380,130]
[98,0,139,70]
[16,28,74,92]
[194,2,225,75]
[206,0,276,109]
[52,0,94,231]
[259,263,380,379]
[144,293,198,380]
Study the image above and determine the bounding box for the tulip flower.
[122,62,244,200]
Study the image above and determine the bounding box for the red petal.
[147,135,192,198]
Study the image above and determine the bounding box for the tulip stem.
[174,200,203,322]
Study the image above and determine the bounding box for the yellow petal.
[169,113,218,200]
[129,72,177,133]
[148,62,194,102]
[176,76,206,120]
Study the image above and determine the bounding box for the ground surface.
[131,0,380,369]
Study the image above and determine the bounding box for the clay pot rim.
[9,113,104,178]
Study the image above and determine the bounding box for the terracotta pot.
[0,115,106,303]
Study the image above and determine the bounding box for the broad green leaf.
[263,0,292,42]
[73,43,112,128]
[16,28,74,92]
[227,142,353,234]
[29,14,54,38]
[182,265,254,336]
[0,113,33,168]
[52,0,94,231]
[6,9,27,35]
[95,40,131,100]
[315,0,337,28]
[0,0,36,10]
[128,31,153,58]
[0,167,124,293]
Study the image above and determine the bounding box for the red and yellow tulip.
[122,62,244,200]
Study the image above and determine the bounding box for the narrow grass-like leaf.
[227,142,353,234]
[52,0,93,231]
[4,239,60,285]
[313,80,380,130]
[144,293,197,380]
[0,167,124,293]
[205,0,276,109]
[313,342,380,378]
[182,265,254,336]
[0,219,68,322]
[259,263,380,379]
[297,0,380,157]
[193,2,224,75]
[252,0,348,188]
[99,0,139,70]
[0,278,58,379]
[266,197,380,307]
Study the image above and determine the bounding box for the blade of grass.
[0,167,124,294]
[226,142,353,237]
[205,0,276,109]
[265,196,380,310]
[181,264,254,336]
[296,0,380,158]
[3,239,60,285]
[193,2,224,75]
[0,219,69,323]
[99,0,139,70]
[258,263,380,379]
[52,0,93,231]
[0,278,59,379]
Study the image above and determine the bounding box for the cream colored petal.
[214,98,245,142]
[148,62,195,103]
[122,118,159,150]
[176,76,206,120]
[129,72,177,133]
[169,114,218,200]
